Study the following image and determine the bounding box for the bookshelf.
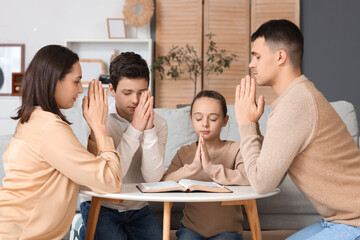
[65,39,153,91]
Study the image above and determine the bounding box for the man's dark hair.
[110,52,149,91]
[251,19,304,68]
[190,90,227,118]
[13,45,79,124]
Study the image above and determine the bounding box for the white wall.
[0,0,152,138]
[0,0,150,67]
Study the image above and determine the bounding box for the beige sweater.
[0,108,122,240]
[238,75,360,227]
[162,141,249,237]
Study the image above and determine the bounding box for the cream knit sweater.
[238,75,360,227]
[162,141,249,237]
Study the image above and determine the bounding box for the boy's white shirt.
[80,102,168,211]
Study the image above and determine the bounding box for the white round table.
[81,183,280,240]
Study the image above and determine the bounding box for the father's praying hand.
[235,75,265,125]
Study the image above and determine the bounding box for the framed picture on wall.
[107,18,127,39]
[0,44,25,94]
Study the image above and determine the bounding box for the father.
[235,19,360,239]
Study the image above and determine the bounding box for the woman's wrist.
[93,125,109,140]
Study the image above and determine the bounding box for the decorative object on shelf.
[110,49,120,63]
[79,59,105,84]
[123,0,154,38]
[12,72,24,96]
[123,0,154,27]
[99,74,111,84]
[152,33,238,97]
[107,18,127,39]
[0,44,25,94]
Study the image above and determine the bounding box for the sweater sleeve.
[40,119,122,194]
[140,116,167,182]
[203,144,250,186]
[238,96,316,194]
[87,138,97,155]
[117,124,142,177]
[162,144,202,182]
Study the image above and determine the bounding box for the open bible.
[137,179,232,193]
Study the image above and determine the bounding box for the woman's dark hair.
[110,52,149,91]
[12,45,79,124]
[190,90,227,117]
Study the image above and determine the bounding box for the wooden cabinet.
[11,73,24,96]
[155,0,300,108]
[203,0,250,104]
[154,0,203,108]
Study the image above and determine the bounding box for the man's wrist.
[145,124,154,130]
[127,124,144,138]
[131,122,145,132]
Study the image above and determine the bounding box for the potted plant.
[152,33,238,97]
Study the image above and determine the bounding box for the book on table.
[136,179,232,193]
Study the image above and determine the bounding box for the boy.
[235,19,360,239]
[80,52,167,240]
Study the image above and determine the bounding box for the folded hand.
[235,75,265,124]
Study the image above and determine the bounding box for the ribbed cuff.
[87,138,98,154]
[96,136,116,154]
[126,124,143,139]
[238,122,259,138]
[203,161,216,177]
[143,128,157,142]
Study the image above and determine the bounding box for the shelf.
[81,83,109,88]
[65,39,153,91]
[66,39,152,43]
[65,39,152,67]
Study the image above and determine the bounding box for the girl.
[162,90,250,240]
[0,45,122,239]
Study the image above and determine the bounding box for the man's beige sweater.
[238,75,360,227]
[162,141,249,237]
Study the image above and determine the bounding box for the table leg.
[221,199,262,240]
[163,202,173,240]
[85,197,103,240]
[84,197,123,240]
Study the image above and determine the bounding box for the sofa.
[0,100,359,240]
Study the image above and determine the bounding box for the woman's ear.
[222,115,229,127]
[109,83,116,97]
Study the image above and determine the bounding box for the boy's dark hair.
[13,45,79,124]
[110,52,149,91]
[251,19,304,68]
[190,90,227,118]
